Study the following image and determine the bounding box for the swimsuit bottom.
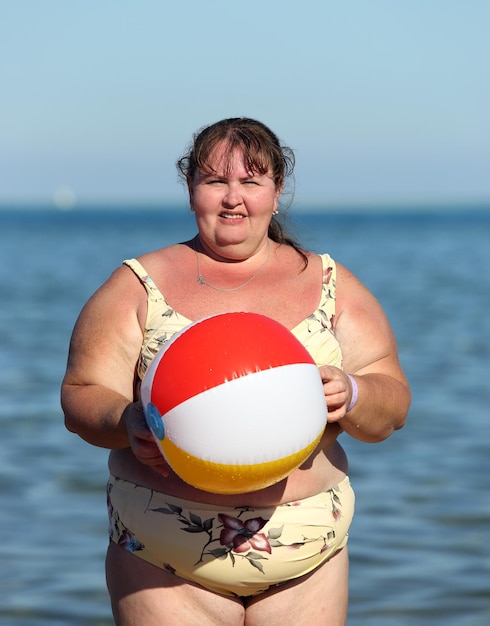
[107,474,355,598]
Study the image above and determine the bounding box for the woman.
[61,117,410,625]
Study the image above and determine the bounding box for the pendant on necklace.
[193,236,271,293]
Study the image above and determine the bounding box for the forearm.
[340,373,411,443]
[61,383,133,449]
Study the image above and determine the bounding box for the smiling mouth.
[220,213,246,219]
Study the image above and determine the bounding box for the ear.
[273,179,284,209]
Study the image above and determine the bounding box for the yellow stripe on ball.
[160,433,323,494]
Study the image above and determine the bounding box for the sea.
[1,204,489,625]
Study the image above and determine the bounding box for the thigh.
[244,548,349,626]
[106,542,245,626]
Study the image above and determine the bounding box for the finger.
[133,425,156,442]
[128,413,156,441]
[129,435,161,462]
[152,463,170,478]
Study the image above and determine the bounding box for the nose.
[222,183,242,208]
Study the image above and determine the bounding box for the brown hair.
[177,117,307,264]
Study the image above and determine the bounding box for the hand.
[318,365,355,423]
[122,401,170,476]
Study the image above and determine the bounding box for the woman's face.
[188,142,282,259]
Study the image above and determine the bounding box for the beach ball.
[140,312,327,494]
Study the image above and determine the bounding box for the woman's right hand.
[123,401,170,476]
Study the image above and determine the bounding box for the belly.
[109,424,347,507]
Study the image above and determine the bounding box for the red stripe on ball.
[149,312,315,416]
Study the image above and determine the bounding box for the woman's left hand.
[319,365,353,423]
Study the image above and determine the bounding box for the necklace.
[193,236,271,292]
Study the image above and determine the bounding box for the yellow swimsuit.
[107,254,355,598]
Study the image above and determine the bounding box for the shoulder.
[335,262,372,303]
[335,262,386,329]
[136,242,191,274]
[75,264,145,334]
[334,263,399,372]
[139,242,191,261]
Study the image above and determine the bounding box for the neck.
[192,236,271,292]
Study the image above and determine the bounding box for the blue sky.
[1,0,489,209]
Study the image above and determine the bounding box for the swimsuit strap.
[320,253,335,287]
[318,253,336,326]
[123,258,165,302]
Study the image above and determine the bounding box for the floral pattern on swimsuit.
[107,480,344,578]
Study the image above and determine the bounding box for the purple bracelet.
[347,375,358,412]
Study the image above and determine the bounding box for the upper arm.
[334,263,407,384]
[62,265,145,401]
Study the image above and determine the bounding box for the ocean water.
[1,205,489,625]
